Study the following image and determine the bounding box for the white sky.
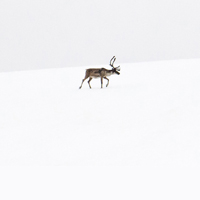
[0,0,200,72]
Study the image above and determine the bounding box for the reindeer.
[79,56,120,89]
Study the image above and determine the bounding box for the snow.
[0,59,200,166]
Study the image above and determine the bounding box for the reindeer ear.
[116,66,120,71]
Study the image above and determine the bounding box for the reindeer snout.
[116,71,120,75]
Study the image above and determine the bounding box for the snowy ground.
[0,59,200,166]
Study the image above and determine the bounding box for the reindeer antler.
[110,56,116,68]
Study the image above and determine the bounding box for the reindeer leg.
[104,77,109,87]
[79,78,87,89]
[79,70,90,89]
[101,77,103,88]
[88,77,92,89]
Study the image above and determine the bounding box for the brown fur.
[79,56,120,89]
[79,68,113,89]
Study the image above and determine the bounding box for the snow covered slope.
[0,59,200,166]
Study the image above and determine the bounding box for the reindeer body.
[86,68,113,78]
[79,56,120,89]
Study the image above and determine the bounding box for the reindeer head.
[110,56,120,75]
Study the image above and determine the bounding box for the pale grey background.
[0,0,200,72]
